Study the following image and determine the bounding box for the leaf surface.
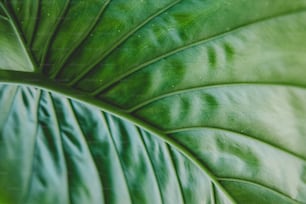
[0,84,218,204]
[0,0,306,203]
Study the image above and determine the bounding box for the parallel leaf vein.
[68,100,106,204]
[69,0,182,86]
[0,2,37,71]
[100,112,133,204]
[164,126,306,163]
[91,8,306,95]
[211,182,216,204]
[22,89,42,203]
[40,0,71,70]
[29,0,40,47]
[165,144,186,204]
[218,177,301,203]
[128,82,306,112]
[48,92,71,204]
[51,0,111,79]
[136,127,164,204]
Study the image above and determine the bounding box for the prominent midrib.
[0,70,237,203]
[3,2,306,203]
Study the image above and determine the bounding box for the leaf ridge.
[218,177,301,203]
[67,0,182,86]
[50,0,111,79]
[22,90,42,204]
[165,126,306,163]
[48,92,71,204]
[0,2,37,71]
[68,99,106,204]
[121,117,236,203]
[29,0,40,48]
[0,86,19,128]
[136,127,164,204]
[127,82,306,112]
[166,144,186,204]
[211,182,216,204]
[39,0,71,70]
[100,112,133,204]
[90,8,306,95]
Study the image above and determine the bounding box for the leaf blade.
[1,0,306,203]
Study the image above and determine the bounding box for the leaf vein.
[165,126,306,163]
[91,8,306,95]
[50,0,111,79]
[211,182,216,204]
[100,112,133,204]
[21,89,42,203]
[136,127,164,204]
[39,0,71,71]
[48,92,71,204]
[68,0,182,86]
[165,144,186,204]
[68,100,106,204]
[128,82,306,112]
[29,0,40,48]
[0,2,37,71]
[218,177,301,204]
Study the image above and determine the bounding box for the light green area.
[0,0,306,203]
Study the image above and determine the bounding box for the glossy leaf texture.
[0,0,306,203]
[0,84,216,204]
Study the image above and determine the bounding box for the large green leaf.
[1,84,215,204]
[0,0,306,203]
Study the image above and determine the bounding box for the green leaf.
[1,0,306,203]
[0,84,206,204]
[0,3,34,72]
